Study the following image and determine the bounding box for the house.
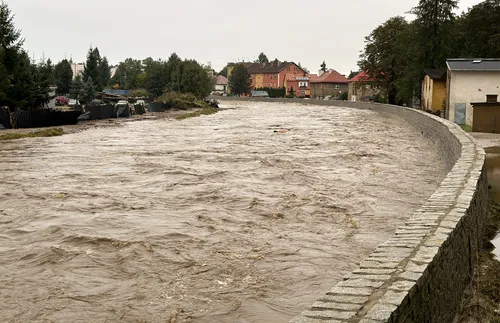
[348,71,379,102]
[284,74,311,97]
[446,59,500,126]
[310,69,348,99]
[227,60,305,91]
[213,75,228,95]
[421,69,447,114]
[71,63,85,79]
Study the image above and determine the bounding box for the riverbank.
[0,108,212,139]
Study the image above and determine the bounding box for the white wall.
[448,71,500,126]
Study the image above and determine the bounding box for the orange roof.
[310,70,348,84]
[214,75,228,85]
[349,71,375,82]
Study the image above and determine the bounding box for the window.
[301,90,306,95]
[335,85,340,89]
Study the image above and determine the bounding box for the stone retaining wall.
[217,97,488,323]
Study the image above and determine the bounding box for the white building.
[71,63,85,79]
[446,59,500,126]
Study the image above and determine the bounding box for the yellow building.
[421,69,446,113]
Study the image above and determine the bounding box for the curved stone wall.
[217,97,488,323]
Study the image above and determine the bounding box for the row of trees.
[359,0,500,106]
[0,2,53,110]
[109,54,213,99]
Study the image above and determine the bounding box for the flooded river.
[0,101,446,323]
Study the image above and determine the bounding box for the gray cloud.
[9,0,482,75]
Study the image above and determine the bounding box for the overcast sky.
[8,0,482,75]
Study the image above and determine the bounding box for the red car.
[55,96,69,106]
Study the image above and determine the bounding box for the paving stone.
[290,316,341,323]
[398,271,422,282]
[337,278,385,289]
[388,280,415,292]
[327,286,374,296]
[317,295,369,304]
[353,268,396,275]
[347,274,392,281]
[364,303,398,321]
[302,310,356,320]
[311,301,361,311]
[378,290,409,306]
[360,261,400,269]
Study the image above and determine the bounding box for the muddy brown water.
[484,147,500,260]
[0,101,446,323]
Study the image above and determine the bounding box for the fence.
[12,109,82,128]
[0,107,12,129]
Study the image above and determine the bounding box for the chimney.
[318,69,324,76]
[487,94,498,103]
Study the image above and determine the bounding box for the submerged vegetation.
[175,107,218,120]
[0,128,64,141]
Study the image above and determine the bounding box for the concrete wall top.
[216,97,488,323]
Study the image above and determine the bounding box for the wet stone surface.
[0,101,446,323]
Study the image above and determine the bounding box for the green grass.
[460,124,473,132]
[175,107,218,120]
[0,128,64,141]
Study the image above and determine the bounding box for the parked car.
[55,96,69,106]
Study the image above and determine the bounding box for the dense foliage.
[0,2,51,110]
[359,0,500,106]
[254,87,286,98]
[54,59,73,95]
[228,64,252,95]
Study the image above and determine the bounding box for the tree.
[69,75,84,100]
[228,64,252,95]
[83,47,100,87]
[54,59,73,95]
[348,70,358,79]
[320,61,327,72]
[256,52,269,64]
[41,58,55,86]
[298,62,310,74]
[110,58,144,89]
[456,0,500,57]
[218,66,228,77]
[180,59,212,98]
[98,56,111,90]
[411,0,458,69]
[359,16,414,105]
[0,1,24,107]
[80,77,96,104]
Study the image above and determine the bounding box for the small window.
[335,85,340,89]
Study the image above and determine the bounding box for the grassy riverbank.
[0,128,64,141]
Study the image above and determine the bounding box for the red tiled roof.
[310,70,348,84]
[348,71,375,82]
[214,75,228,85]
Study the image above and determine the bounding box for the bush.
[254,87,286,98]
[156,91,209,110]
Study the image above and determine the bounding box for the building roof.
[348,71,375,83]
[247,61,299,74]
[214,75,228,85]
[229,60,304,74]
[310,70,348,84]
[424,68,447,80]
[447,59,500,71]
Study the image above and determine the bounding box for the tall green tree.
[359,16,414,105]
[98,56,111,89]
[110,58,143,89]
[228,64,252,95]
[69,74,84,101]
[411,0,458,69]
[54,59,73,95]
[320,61,327,72]
[179,59,212,98]
[456,0,500,57]
[218,66,228,77]
[256,52,269,64]
[83,47,100,87]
